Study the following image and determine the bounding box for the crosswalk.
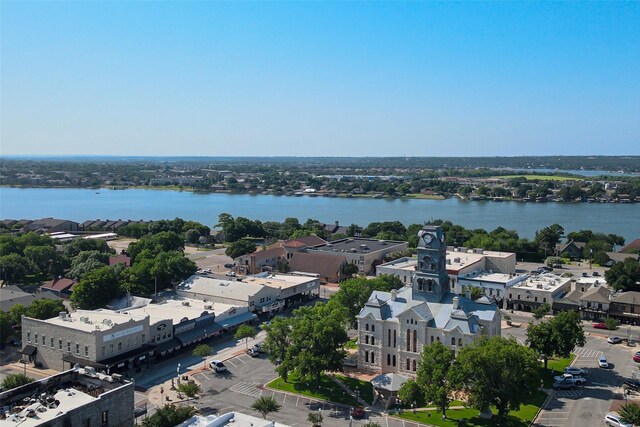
[573,347,602,358]
[554,390,583,398]
[230,382,263,398]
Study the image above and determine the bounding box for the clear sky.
[1,1,639,157]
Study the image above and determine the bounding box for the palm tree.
[251,396,282,419]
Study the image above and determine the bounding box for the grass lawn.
[333,374,374,405]
[496,174,583,181]
[345,338,358,349]
[405,193,447,200]
[540,355,575,388]
[267,373,359,407]
[398,391,547,427]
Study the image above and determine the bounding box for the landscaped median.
[266,373,373,407]
[396,391,547,427]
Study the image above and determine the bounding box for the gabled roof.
[580,285,611,303]
[42,277,76,292]
[109,254,131,267]
[555,240,587,253]
[621,239,640,254]
[250,247,285,261]
[288,252,345,279]
[611,291,640,305]
[283,235,327,248]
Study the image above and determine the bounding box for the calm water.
[0,187,638,241]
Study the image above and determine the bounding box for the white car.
[553,374,587,385]
[599,355,609,368]
[604,412,632,427]
[563,367,587,376]
[210,360,227,372]
[608,336,622,344]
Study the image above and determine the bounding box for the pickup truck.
[553,374,587,386]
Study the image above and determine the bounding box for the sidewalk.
[2,362,58,379]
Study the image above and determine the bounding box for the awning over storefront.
[176,324,222,347]
[63,354,107,371]
[155,337,182,354]
[21,345,37,356]
[220,311,257,329]
[97,343,156,367]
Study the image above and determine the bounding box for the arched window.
[392,355,396,367]
[388,329,391,346]
[365,351,369,363]
[458,338,463,347]
[371,336,375,345]
[412,359,417,371]
[371,324,375,332]
[365,335,369,344]
[427,280,434,292]
[371,352,375,363]
[412,330,417,352]
[451,337,456,345]
[406,358,410,370]
[430,336,434,343]
[417,278,424,291]
[406,329,411,351]
[387,354,391,366]
[436,336,440,342]
[365,323,369,331]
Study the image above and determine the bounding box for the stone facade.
[356,226,501,375]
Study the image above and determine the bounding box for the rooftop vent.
[182,301,190,306]
[359,244,368,249]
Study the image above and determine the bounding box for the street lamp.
[177,363,181,385]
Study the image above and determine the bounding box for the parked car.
[593,322,607,329]
[252,343,264,353]
[351,406,366,419]
[564,367,587,376]
[552,381,577,390]
[633,352,640,363]
[608,336,622,344]
[624,379,640,391]
[210,360,227,372]
[593,271,600,276]
[554,374,587,385]
[582,272,588,277]
[224,263,234,268]
[599,355,609,368]
[225,271,237,277]
[247,348,260,357]
[604,412,632,427]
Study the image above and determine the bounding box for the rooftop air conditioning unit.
[204,304,213,310]
[182,301,190,306]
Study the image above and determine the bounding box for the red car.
[633,352,640,363]
[592,323,607,329]
[351,407,366,419]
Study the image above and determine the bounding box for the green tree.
[176,382,201,405]
[68,250,109,279]
[619,402,640,425]
[397,379,425,409]
[235,324,257,349]
[416,341,455,417]
[605,258,640,292]
[535,224,565,257]
[0,253,30,284]
[340,263,359,280]
[545,256,563,268]
[0,311,14,344]
[225,239,257,259]
[1,374,34,390]
[262,316,292,366]
[272,303,348,384]
[532,303,551,320]
[25,299,66,320]
[23,245,61,277]
[464,286,485,301]
[450,336,540,426]
[192,344,212,369]
[139,404,196,427]
[70,265,121,309]
[251,396,282,419]
[605,316,620,332]
[307,412,323,427]
[526,310,585,369]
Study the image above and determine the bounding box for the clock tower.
[413,225,450,297]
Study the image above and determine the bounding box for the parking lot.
[188,351,433,426]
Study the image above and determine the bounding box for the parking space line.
[235,356,247,364]
[226,360,238,368]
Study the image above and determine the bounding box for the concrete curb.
[530,392,553,427]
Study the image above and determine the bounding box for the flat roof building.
[306,237,408,274]
[0,367,134,427]
[506,274,572,312]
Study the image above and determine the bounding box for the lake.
[0,187,638,242]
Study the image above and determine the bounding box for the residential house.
[41,277,77,299]
[621,239,640,254]
[609,291,640,325]
[555,240,587,259]
[23,218,80,233]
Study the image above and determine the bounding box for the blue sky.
[2,2,639,157]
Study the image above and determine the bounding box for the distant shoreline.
[1,184,636,204]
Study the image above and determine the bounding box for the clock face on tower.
[418,230,434,247]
